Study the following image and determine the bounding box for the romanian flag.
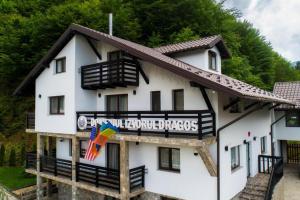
[84,122,119,161]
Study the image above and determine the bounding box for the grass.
[0,167,36,190]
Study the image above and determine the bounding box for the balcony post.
[120,140,130,200]
[72,136,80,200]
[46,136,53,197]
[36,134,45,200]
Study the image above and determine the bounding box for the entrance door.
[106,143,120,170]
[246,142,251,177]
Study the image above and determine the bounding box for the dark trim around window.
[49,96,64,115]
[151,91,161,111]
[261,136,266,154]
[158,147,180,172]
[79,140,87,158]
[208,50,217,71]
[231,145,240,170]
[69,139,72,157]
[172,89,184,111]
[286,111,300,127]
[55,57,66,73]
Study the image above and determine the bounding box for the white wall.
[174,46,222,74]
[274,111,300,141]
[218,94,272,200]
[129,142,217,200]
[35,37,77,134]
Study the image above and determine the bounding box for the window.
[208,51,217,70]
[69,139,72,157]
[106,94,128,112]
[231,146,240,170]
[79,140,88,158]
[55,57,66,73]
[158,147,180,172]
[286,111,300,127]
[49,96,64,115]
[172,89,184,111]
[261,136,267,154]
[151,91,161,111]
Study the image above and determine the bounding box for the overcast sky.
[221,0,300,62]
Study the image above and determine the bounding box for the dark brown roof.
[13,24,293,105]
[273,82,300,110]
[154,35,230,59]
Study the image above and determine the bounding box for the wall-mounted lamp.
[253,137,257,141]
[133,90,136,95]
[193,150,199,156]
[59,138,64,142]
[38,94,42,98]
[225,146,229,151]
[136,142,139,145]
[243,140,247,144]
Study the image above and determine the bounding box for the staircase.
[238,173,270,200]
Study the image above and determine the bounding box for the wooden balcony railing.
[26,112,35,129]
[129,165,145,192]
[76,162,120,191]
[25,152,37,169]
[258,155,282,174]
[40,156,72,179]
[77,110,216,140]
[81,58,139,90]
[25,153,146,193]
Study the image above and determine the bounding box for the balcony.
[26,112,35,130]
[25,153,145,193]
[77,110,216,140]
[81,58,139,90]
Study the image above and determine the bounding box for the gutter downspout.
[217,102,270,200]
[270,114,285,156]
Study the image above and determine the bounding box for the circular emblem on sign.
[77,116,87,130]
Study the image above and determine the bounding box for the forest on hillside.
[0,0,300,138]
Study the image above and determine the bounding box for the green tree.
[9,148,16,166]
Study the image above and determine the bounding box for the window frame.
[79,140,87,158]
[55,57,66,74]
[158,147,180,172]
[231,145,240,171]
[261,136,266,154]
[151,91,161,111]
[286,111,300,127]
[49,96,65,115]
[69,139,72,157]
[106,94,128,112]
[172,89,184,111]
[208,50,217,71]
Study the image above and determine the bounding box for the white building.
[15,24,293,200]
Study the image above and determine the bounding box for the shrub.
[20,145,26,166]
[9,148,16,166]
[0,145,5,166]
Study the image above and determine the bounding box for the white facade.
[34,34,274,200]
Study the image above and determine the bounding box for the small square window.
[49,96,64,115]
[261,136,267,154]
[208,51,217,71]
[158,147,180,172]
[231,146,240,170]
[286,111,300,127]
[56,57,66,73]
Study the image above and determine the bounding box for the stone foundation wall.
[57,183,105,200]
[137,191,183,200]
